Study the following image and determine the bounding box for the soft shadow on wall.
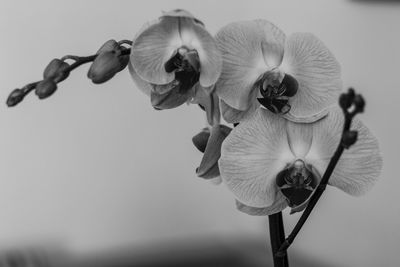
[0,237,343,267]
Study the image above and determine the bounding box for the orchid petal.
[215,20,285,110]
[128,63,151,96]
[179,18,222,87]
[282,108,329,124]
[219,109,294,207]
[192,85,220,125]
[281,33,342,122]
[197,162,220,179]
[209,176,222,185]
[197,125,232,179]
[306,106,382,196]
[150,84,194,110]
[220,99,256,124]
[161,9,205,27]
[286,121,313,159]
[236,191,288,216]
[131,17,179,85]
[220,89,260,123]
[161,9,196,20]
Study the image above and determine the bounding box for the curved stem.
[276,89,363,257]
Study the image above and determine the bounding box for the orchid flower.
[129,9,222,125]
[215,20,342,123]
[219,106,382,215]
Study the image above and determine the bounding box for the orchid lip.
[164,47,200,73]
[276,159,319,208]
[163,48,200,94]
[256,70,299,114]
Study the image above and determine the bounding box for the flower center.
[163,47,200,93]
[276,159,318,211]
[256,69,298,114]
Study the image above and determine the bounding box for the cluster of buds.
[339,88,366,148]
[37,58,70,99]
[6,39,132,107]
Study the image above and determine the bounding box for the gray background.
[0,0,399,266]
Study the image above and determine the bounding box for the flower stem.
[275,89,364,257]
[269,212,289,267]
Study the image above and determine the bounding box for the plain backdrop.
[0,0,399,266]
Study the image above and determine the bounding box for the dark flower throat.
[276,160,318,211]
[257,73,298,114]
[164,49,200,94]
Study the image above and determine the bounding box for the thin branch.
[269,212,289,267]
[275,88,365,257]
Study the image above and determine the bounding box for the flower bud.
[354,94,365,113]
[43,59,70,83]
[339,93,351,110]
[347,88,355,102]
[118,47,130,71]
[7,88,24,107]
[339,88,356,110]
[35,79,57,99]
[87,51,122,84]
[96,39,120,54]
[342,130,358,149]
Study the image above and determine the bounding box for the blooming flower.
[215,20,342,123]
[219,106,382,215]
[129,9,222,124]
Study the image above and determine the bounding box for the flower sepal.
[191,85,220,126]
[193,124,232,180]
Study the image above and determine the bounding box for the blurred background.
[0,0,399,266]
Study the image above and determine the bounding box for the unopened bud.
[87,51,122,84]
[342,130,358,149]
[96,39,120,54]
[43,59,70,83]
[339,92,351,110]
[35,79,57,99]
[347,88,355,101]
[7,89,25,107]
[354,94,365,113]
